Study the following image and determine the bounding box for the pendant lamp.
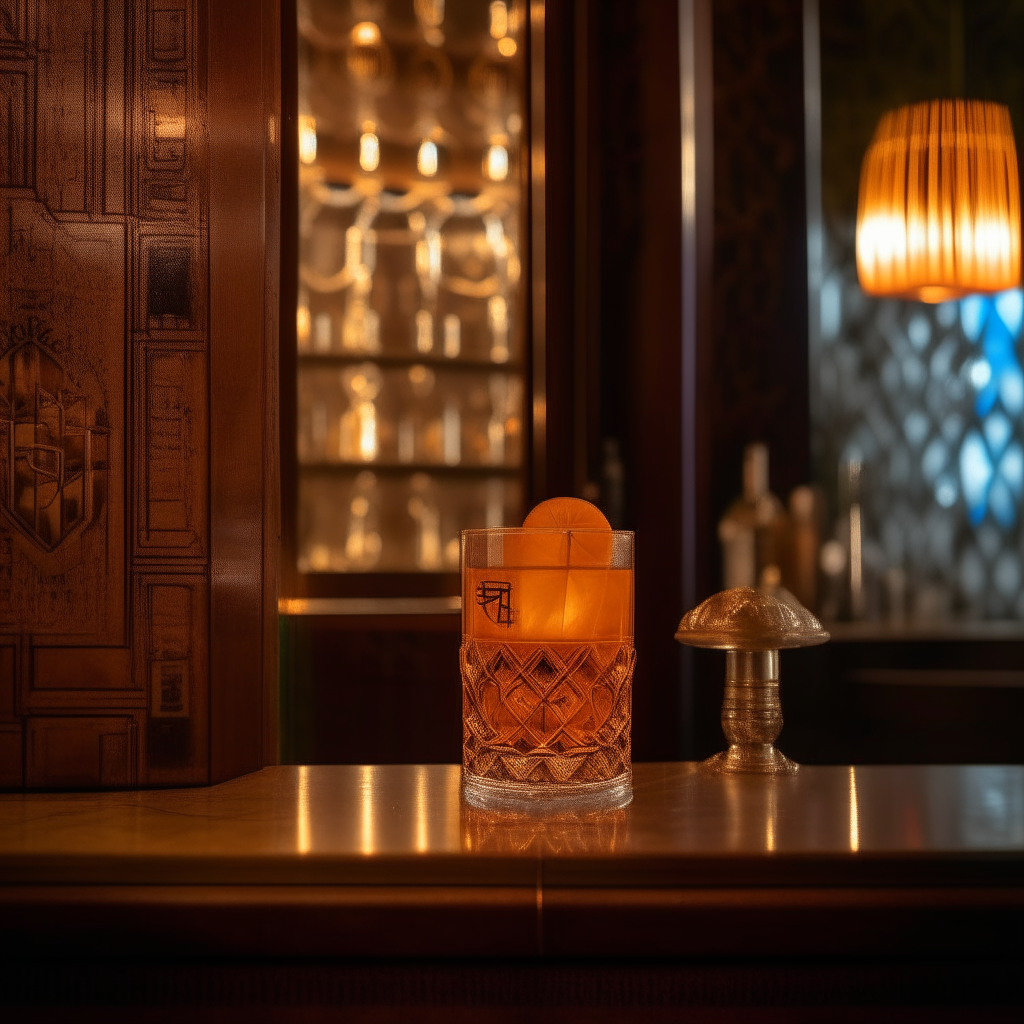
[856,99,1021,302]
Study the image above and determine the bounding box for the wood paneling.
[26,714,139,788]
[0,0,279,788]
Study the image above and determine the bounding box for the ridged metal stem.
[702,649,798,774]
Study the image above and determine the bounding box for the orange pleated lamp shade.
[856,99,1022,302]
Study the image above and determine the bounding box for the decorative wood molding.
[0,0,279,788]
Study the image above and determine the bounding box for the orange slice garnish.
[522,497,610,530]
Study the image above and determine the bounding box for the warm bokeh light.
[297,765,311,854]
[416,0,444,29]
[358,402,378,461]
[359,765,375,854]
[351,21,381,46]
[489,1,508,38]
[485,143,508,181]
[298,114,317,164]
[497,37,516,58]
[359,131,380,172]
[849,766,860,853]
[414,765,429,852]
[415,308,434,353]
[417,138,438,177]
[296,304,311,345]
[856,100,1021,302]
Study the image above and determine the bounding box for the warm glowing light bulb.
[298,114,317,165]
[856,99,1021,301]
[489,1,508,38]
[351,21,381,46]
[417,139,438,177]
[359,132,380,172]
[497,36,516,57]
[485,144,508,181]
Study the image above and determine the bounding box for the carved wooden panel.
[26,713,140,788]
[0,0,263,790]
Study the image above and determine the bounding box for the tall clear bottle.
[718,443,786,589]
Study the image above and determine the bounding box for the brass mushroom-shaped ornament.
[675,587,829,774]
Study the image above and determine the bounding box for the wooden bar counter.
[2,763,1023,1020]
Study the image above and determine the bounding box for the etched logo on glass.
[476,580,514,625]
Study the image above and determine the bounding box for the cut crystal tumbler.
[460,523,634,812]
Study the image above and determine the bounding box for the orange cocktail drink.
[460,498,634,811]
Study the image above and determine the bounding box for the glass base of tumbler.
[462,770,632,814]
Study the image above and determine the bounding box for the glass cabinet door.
[291,0,527,583]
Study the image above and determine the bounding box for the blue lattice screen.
[815,232,1024,619]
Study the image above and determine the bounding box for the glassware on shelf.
[300,362,525,470]
[487,373,509,463]
[408,472,443,571]
[402,363,436,464]
[339,362,383,462]
[295,0,525,575]
[461,497,635,813]
[297,469,381,573]
[344,470,383,570]
[441,398,462,465]
[299,471,522,574]
[437,204,519,365]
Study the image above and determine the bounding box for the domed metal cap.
[675,586,829,652]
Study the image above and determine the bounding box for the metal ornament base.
[676,587,830,775]
[462,771,633,814]
[702,744,799,775]
[705,649,799,775]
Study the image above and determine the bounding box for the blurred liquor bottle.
[718,443,787,590]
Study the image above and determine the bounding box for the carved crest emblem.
[0,320,109,551]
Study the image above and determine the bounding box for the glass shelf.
[297,351,523,372]
[294,0,526,576]
[299,462,521,474]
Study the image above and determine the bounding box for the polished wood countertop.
[3,763,1023,959]
[2,762,1024,883]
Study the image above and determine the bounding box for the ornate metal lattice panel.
[814,226,1024,620]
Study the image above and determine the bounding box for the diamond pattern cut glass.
[460,527,634,811]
